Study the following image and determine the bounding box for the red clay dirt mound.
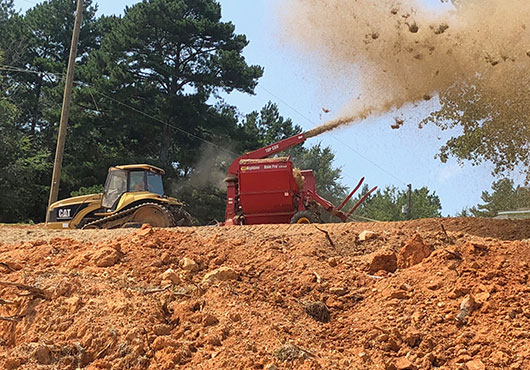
[0,218,529,369]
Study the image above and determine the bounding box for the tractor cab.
[101,164,165,211]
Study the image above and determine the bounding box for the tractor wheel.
[290,210,320,224]
[130,203,175,227]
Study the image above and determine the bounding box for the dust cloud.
[280,0,530,135]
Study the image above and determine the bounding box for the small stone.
[202,267,239,283]
[369,250,397,274]
[206,334,222,346]
[404,329,421,347]
[153,324,172,336]
[327,257,339,267]
[386,289,409,300]
[203,313,219,327]
[274,344,309,362]
[359,230,377,241]
[395,356,415,370]
[4,261,23,271]
[179,257,199,272]
[93,247,120,267]
[427,280,442,290]
[3,357,23,370]
[33,345,52,365]
[303,301,330,323]
[475,292,490,306]
[329,286,348,296]
[136,224,153,236]
[457,295,476,325]
[161,268,180,284]
[398,234,433,268]
[151,336,178,351]
[464,359,485,370]
[265,364,278,370]
[449,287,469,299]
[64,296,82,314]
[160,252,171,264]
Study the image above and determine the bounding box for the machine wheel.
[290,210,320,224]
[130,203,176,227]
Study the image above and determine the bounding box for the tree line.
[0,0,524,224]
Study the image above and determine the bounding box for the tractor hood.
[49,193,102,209]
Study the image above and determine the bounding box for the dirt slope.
[0,218,529,369]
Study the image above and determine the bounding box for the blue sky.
[13,0,508,216]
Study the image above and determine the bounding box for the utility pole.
[46,0,84,222]
[407,184,412,220]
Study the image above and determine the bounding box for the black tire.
[290,210,320,224]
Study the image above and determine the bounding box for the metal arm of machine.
[227,133,307,176]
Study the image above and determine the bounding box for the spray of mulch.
[281,0,530,135]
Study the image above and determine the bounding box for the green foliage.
[422,77,530,183]
[0,94,51,223]
[354,185,442,221]
[467,178,530,217]
[71,184,104,197]
[239,101,303,151]
[82,0,263,169]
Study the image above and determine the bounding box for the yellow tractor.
[46,164,192,229]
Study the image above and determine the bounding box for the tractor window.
[102,170,127,209]
[146,171,164,195]
[128,171,146,192]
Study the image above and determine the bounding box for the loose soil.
[0,218,529,369]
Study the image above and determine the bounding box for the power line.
[0,63,239,157]
[1,62,409,185]
[84,85,240,157]
[258,85,409,186]
[0,64,63,77]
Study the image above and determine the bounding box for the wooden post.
[46,0,84,222]
[407,184,412,220]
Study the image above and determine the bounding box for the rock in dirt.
[274,343,312,362]
[303,301,330,323]
[33,345,52,365]
[152,336,179,351]
[161,268,180,284]
[359,230,377,241]
[92,247,120,267]
[393,356,416,370]
[136,224,154,236]
[369,250,397,274]
[464,358,486,370]
[329,286,348,296]
[202,313,219,327]
[457,295,477,325]
[179,257,199,272]
[3,357,24,370]
[202,267,239,283]
[397,234,432,268]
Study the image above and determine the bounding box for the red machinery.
[224,133,377,225]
